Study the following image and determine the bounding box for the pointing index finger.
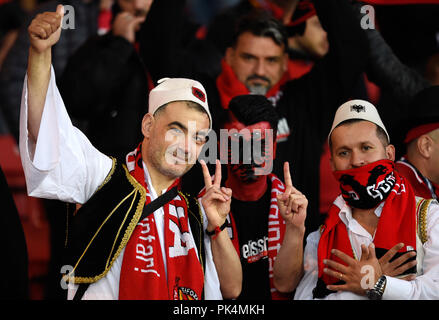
[283,162,302,195]
[283,162,293,187]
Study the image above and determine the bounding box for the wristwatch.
[366,275,387,300]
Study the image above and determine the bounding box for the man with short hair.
[280,99,439,299]
[214,94,306,299]
[396,86,439,200]
[20,5,241,300]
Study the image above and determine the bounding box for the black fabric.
[404,86,439,131]
[0,0,26,38]
[139,187,178,221]
[230,180,272,300]
[64,159,145,281]
[59,33,147,161]
[72,283,90,301]
[0,165,29,299]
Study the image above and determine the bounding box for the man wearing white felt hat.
[19,6,241,300]
[275,99,439,300]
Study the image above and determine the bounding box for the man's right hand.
[112,12,146,44]
[28,4,64,54]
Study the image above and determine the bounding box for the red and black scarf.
[216,59,290,110]
[314,162,417,298]
[118,144,204,300]
[227,174,290,300]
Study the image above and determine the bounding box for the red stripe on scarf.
[317,168,417,285]
[119,144,204,299]
[216,59,290,109]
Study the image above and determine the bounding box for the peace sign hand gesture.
[276,162,307,231]
[200,159,232,232]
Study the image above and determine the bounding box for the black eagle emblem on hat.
[192,87,206,103]
[350,104,366,113]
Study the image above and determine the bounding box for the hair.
[226,94,279,137]
[329,119,390,151]
[231,9,288,49]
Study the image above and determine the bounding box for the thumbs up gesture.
[28,4,64,53]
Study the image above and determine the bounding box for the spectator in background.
[366,2,437,160]
[59,0,154,161]
[0,0,100,143]
[0,0,25,71]
[396,86,439,200]
[0,0,26,134]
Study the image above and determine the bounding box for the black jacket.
[59,33,148,160]
[0,0,99,142]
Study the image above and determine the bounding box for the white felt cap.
[149,77,212,129]
[328,99,390,142]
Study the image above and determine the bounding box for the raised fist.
[28,4,64,53]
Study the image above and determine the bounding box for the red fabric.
[97,9,112,33]
[332,160,396,207]
[404,122,439,143]
[287,59,314,80]
[216,59,290,109]
[195,25,207,40]
[396,159,439,199]
[317,166,417,285]
[119,144,204,300]
[319,143,339,214]
[228,174,289,300]
[363,73,381,105]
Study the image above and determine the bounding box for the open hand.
[323,243,383,296]
[379,243,417,280]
